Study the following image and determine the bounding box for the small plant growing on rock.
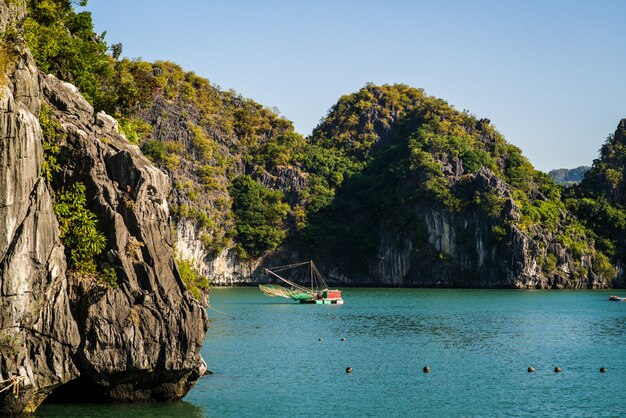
[125,236,145,260]
[123,195,135,209]
[101,266,119,289]
[39,104,61,183]
[0,25,19,90]
[0,330,21,355]
[176,257,209,301]
[126,307,141,327]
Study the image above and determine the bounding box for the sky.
[86,0,626,172]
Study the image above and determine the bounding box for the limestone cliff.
[294,85,612,289]
[569,119,626,287]
[126,76,616,289]
[42,74,208,403]
[12,1,616,292]
[126,64,305,284]
[0,2,208,413]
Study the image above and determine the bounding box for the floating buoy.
[318,338,323,341]
[554,367,562,373]
[527,366,535,373]
[600,367,607,373]
[423,366,431,373]
[341,338,346,342]
[346,367,353,374]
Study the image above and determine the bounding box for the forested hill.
[294,85,616,287]
[566,119,626,285]
[18,0,622,288]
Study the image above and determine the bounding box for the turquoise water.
[38,288,625,417]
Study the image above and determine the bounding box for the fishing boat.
[259,261,343,304]
[608,295,625,302]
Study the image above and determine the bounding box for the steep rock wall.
[42,74,209,403]
[0,10,79,415]
[0,3,209,412]
[315,169,605,289]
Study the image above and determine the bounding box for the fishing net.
[258,284,313,301]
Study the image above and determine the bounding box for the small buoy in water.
[318,338,323,341]
[554,367,562,373]
[600,367,607,373]
[527,366,535,373]
[341,338,346,342]
[346,367,353,374]
[423,366,431,373]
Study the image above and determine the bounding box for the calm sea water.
[37,288,625,417]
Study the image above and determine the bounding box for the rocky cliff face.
[357,169,600,289]
[42,74,209,403]
[126,79,615,289]
[0,3,79,413]
[284,85,611,289]
[0,2,208,413]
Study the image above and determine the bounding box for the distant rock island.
[548,166,590,185]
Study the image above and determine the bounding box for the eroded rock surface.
[0,2,208,412]
[40,74,209,403]
[0,6,80,412]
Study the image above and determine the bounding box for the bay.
[37,288,626,417]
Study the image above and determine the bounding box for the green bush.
[24,0,114,111]
[229,175,288,258]
[101,266,118,289]
[39,104,61,182]
[543,253,558,275]
[0,28,18,88]
[592,252,616,281]
[189,121,217,162]
[118,116,151,144]
[177,258,209,300]
[492,225,507,241]
[53,182,106,273]
[141,139,166,163]
[480,192,505,219]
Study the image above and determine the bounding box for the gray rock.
[0,4,209,411]
[42,73,209,404]
[0,41,79,414]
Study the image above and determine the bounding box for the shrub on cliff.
[24,0,113,110]
[176,258,209,300]
[53,182,106,273]
[229,175,289,258]
[39,104,61,183]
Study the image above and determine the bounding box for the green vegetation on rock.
[229,175,289,258]
[53,182,106,274]
[567,120,626,268]
[39,104,61,182]
[176,258,209,300]
[548,166,590,186]
[21,0,623,287]
[24,0,112,109]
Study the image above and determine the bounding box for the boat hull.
[300,298,344,305]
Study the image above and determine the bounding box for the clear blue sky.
[86,0,625,172]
